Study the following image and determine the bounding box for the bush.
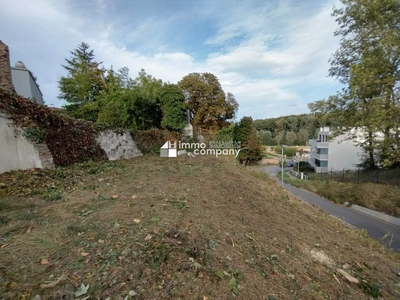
[273,146,297,157]
[133,129,179,154]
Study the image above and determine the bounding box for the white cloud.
[1,0,343,119]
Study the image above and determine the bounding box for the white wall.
[0,113,43,173]
[328,132,364,170]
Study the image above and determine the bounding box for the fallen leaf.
[214,270,224,279]
[41,259,49,265]
[131,195,137,199]
[150,216,160,222]
[228,277,237,287]
[133,218,141,224]
[145,234,152,241]
[40,274,67,289]
[112,195,119,199]
[81,252,89,257]
[75,283,90,297]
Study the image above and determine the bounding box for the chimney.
[0,41,16,95]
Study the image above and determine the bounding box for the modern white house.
[308,127,365,173]
[11,61,44,105]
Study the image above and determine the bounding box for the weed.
[43,187,62,201]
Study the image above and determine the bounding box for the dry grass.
[0,156,400,299]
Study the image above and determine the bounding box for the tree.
[159,84,187,131]
[215,124,235,141]
[297,128,310,145]
[326,0,400,168]
[233,116,263,165]
[97,89,138,130]
[178,73,238,131]
[131,69,164,130]
[285,131,297,146]
[58,42,105,121]
[258,130,273,145]
[274,131,284,145]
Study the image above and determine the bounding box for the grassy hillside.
[0,156,399,299]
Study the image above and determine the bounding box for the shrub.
[132,129,179,154]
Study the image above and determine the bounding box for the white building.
[308,127,365,173]
[11,61,44,105]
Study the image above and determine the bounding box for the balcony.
[314,153,328,160]
[315,141,328,147]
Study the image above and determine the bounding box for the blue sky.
[0,0,343,119]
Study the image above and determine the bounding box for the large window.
[316,148,328,154]
[315,159,328,167]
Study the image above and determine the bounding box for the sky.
[0,0,344,120]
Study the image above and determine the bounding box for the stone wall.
[96,130,143,161]
[0,41,16,94]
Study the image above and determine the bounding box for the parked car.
[286,162,294,167]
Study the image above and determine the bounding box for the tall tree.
[178,73,238,131]
[285,131,297,146]
[233,116,263,165]
[132,69,164,130]
[312,0,400,168]
[297,128,310,145]
[159,84,187,131]
[58,42,105,121]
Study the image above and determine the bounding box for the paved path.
[258,165,400,253]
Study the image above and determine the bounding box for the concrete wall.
[0,113,55,173]
[96,130,142,160]
[11,68,44,105]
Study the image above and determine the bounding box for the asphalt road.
[259,165,400,253]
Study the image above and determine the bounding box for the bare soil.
[0,156,399,299]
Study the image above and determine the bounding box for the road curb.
[350,204,400,227]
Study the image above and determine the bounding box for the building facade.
[308,127,365,173]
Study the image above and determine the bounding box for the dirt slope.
[0,156,399,299]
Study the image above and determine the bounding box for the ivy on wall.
[0,91,106,166]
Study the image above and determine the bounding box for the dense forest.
[253,114,323,146]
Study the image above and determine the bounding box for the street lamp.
[281,145,287,186]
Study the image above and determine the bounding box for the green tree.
[258,130,273,145]
[178,73,238,131]
[285,131,297,146]
[215,124,235,141]
[233,117,263,165]
[132,69,164,130]
[327,0,400,168]
[274,131,284,145]
[159,84,187,131]
[97,89,138,130]
[297,128,310,145]
[58,42,105,121]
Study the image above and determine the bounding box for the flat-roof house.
[308,127,365,173]
[11,61,44,105]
